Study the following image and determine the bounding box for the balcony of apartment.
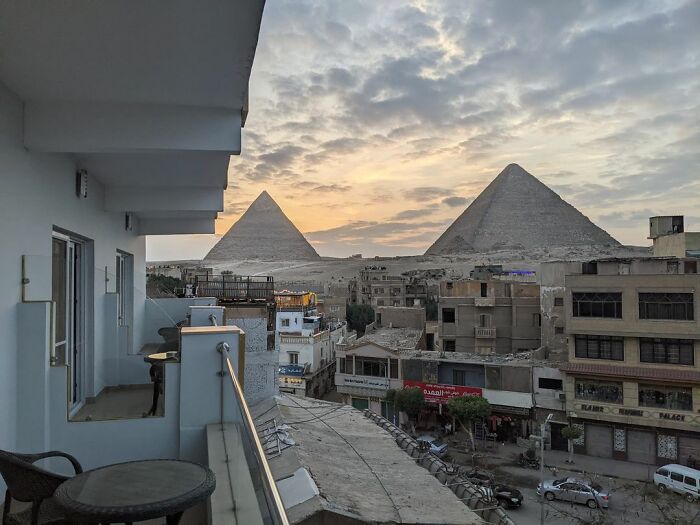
[192,274,275,304]
[474,297,496,307]
[475,327,497,338]
[17,284,289,524]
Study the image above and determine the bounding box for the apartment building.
[276,291,349,398]
[351,266,430,307]
[560,256,700,464]
[438,279,541,354]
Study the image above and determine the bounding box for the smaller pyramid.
[205,191,320,261]
[426,164,619,254]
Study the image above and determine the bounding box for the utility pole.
[539,413,554,525]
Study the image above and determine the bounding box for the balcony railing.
[475,327,497,338]
[474,297,496,307]
[207,349,289,525]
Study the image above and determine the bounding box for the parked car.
[464,469,523,509]
[415,435,448,457]
[653,464,700,502]
[537,477,610,509]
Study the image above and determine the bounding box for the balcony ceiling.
[0,0,265,235]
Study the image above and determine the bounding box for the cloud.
[442,196,470,207]
[147,0,700,260]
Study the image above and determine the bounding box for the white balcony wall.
[0,82,148,454]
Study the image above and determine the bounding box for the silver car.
[537,477,610,509]
[415,435,448,457]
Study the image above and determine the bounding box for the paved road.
[447,448,700,524]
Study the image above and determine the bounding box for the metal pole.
[541,413,553,525]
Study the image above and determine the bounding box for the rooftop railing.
[192,275,275,303]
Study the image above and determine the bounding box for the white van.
[653,464,700,502]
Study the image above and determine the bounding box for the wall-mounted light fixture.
[75,169,88,199]
[125,213,133,231]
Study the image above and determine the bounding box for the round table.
[54,459,215,524]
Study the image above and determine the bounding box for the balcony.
[192,274,275,303]
[16,295,289,525]
[475,327,497,338]
[474,297,495,307]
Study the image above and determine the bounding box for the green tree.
[147,274,183,297]
[560,425,583,464]
[447,396,491,451]
[393,387,425,433]
[346,303,375,335]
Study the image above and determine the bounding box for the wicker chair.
[0,450,82,525]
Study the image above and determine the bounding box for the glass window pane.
[52,238,67,344]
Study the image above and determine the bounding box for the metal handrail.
[223,353,290,525]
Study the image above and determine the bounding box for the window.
[281,318,290,327]
[538,378,563,390]
[116,251,133,330]
[667,261,680,274]
[344,357,354,374]
[375,287,385,294]
[639,384,692,411]
[446,282,453,290]
[554,297,564,306]
[685,261,697,274]
[453,370,466,386]
[555,326,564,334]
[685,477,697,487]
[671,472,684,482]
[479,314,491,328]
[574,335,624,360]
[480,283,488,297]
[339,357,345,373]
[532,313,541,327]
[289,353,299,364]
[657,468,669,477]
[572,292,622,318]
[582,262,598,275]
[575,379,623,404]
[640,338,694,365]
[355,357,387,377]
[639,293,694,321]
[377,300,385,306]
[442,308,456,323]
[443,339,456,352]
[390,359,399,379]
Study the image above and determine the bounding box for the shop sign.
[279,365,305,377]
[279,376,304,386]
[659,412,685,422]
[618,408,644,417]
[342,376,389,389]
[580,404,604,413]
[403,380,482,404]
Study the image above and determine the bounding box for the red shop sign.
[403,380,482,404]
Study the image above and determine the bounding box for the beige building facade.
[560,257,700,464]
[438,280,541,354]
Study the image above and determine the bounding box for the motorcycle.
[517,452,540,469]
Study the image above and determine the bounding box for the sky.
[147,0,699,261]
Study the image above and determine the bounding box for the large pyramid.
[426,164,619,254]
[205,191,320,261]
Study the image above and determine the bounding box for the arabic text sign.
[403,380,482,404]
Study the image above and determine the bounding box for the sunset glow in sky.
[147,0,699,261]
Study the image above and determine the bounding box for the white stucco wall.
[0,81,147,453]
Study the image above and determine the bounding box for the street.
[447,445,700,525]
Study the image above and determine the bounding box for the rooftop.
[253,395,480,524]
[355,326,423,351]
[400,349,552,367]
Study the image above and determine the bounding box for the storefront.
[278,364,306,395]
[402,379,482,430]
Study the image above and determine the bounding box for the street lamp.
[539,413,554,525]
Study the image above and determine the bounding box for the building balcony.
[474,297,496,307]
[475,327,497,338]
[16,295,288,525]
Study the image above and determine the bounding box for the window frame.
[442,308,456,324]
[639,292,694,321]
[572,292,623,319]
[443,339,456,352]
[640,338,694,366]
[574,379,624,404]
[638,383,693,412]
[574,334,624,361]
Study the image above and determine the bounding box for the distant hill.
[205,191,320,261]
[426,164,619,255]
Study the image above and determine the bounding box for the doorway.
[52,233,85,410]
[116,250,134,354]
